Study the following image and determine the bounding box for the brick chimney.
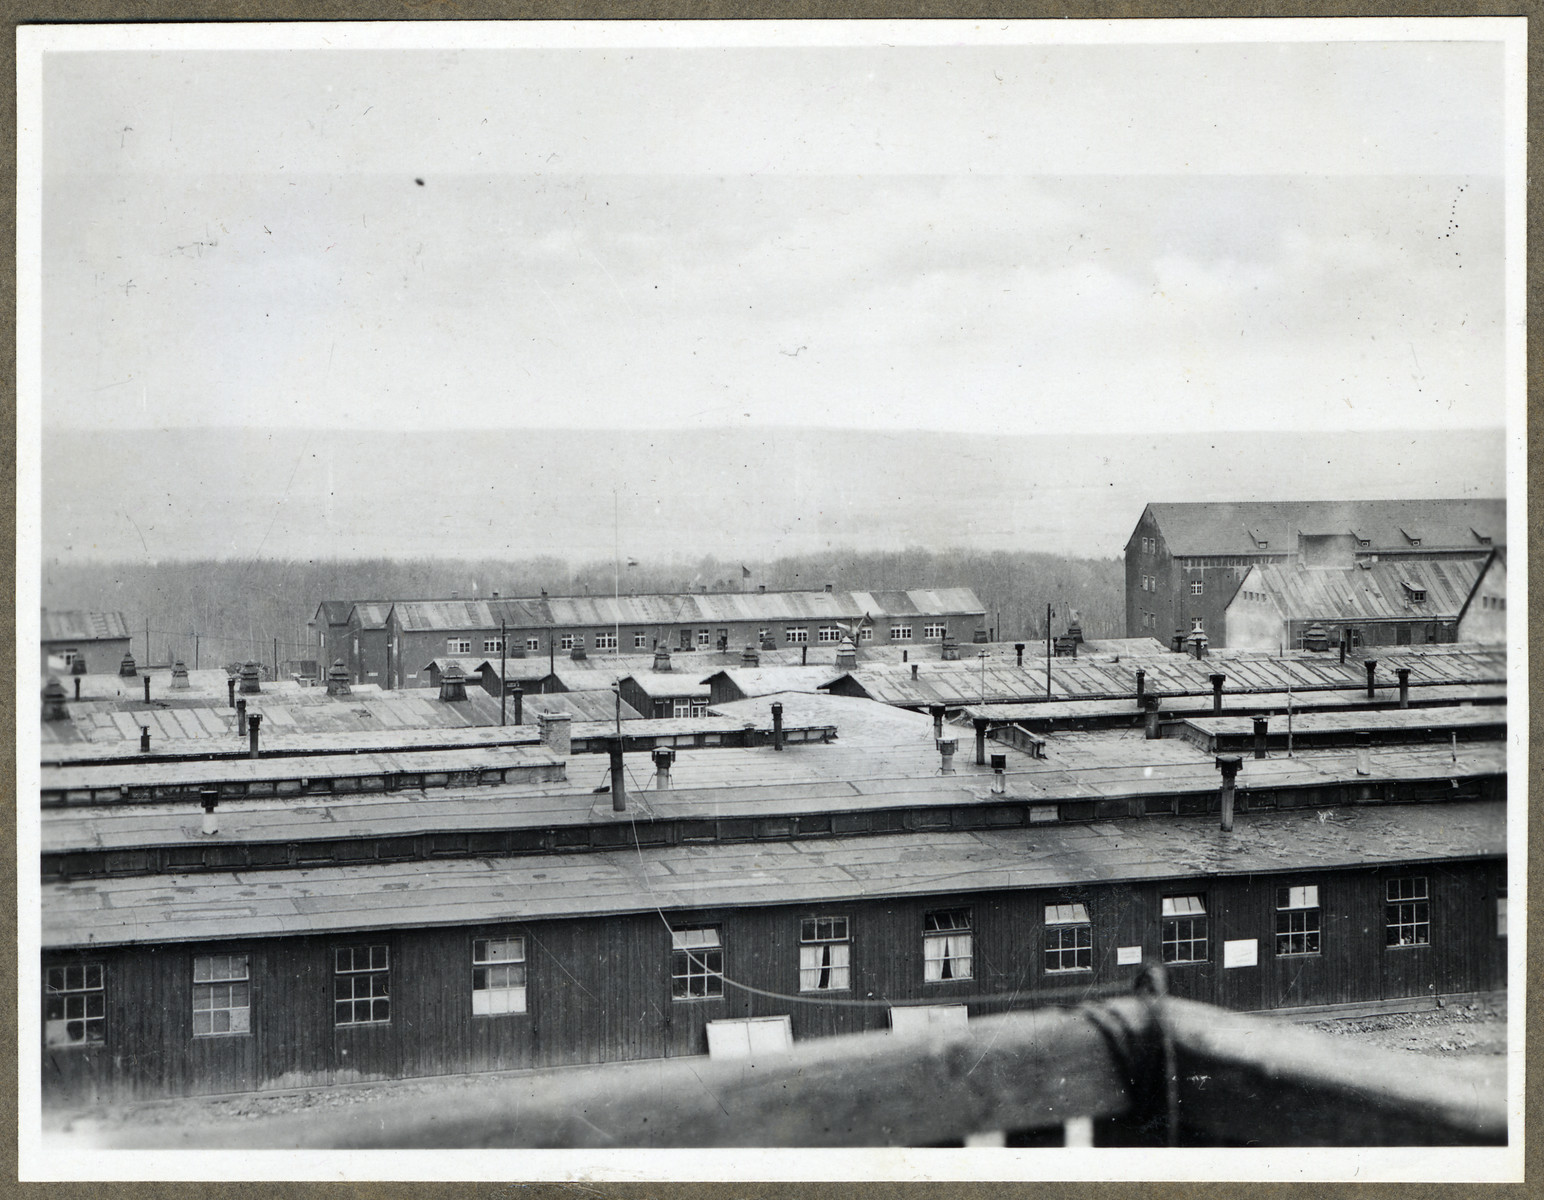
[538,711,572,757]
[326,658,352,697]
[239,660,262,695]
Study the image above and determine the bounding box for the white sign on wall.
[1223,938,1259,968]
[1116,945,1143,965]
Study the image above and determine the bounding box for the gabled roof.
[349,602,395,630]
[40,610,130,642]
[361,590,985,632]
[619,671,711,700]
[313,600,362,626]
[1143,499,1505,557]
[1251,558,1485,623]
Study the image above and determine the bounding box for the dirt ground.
[1305,995,1508,1058]
[48,996,1510,1142]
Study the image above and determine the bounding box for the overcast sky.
[40,32,1511,437]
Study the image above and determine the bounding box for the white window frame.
[334,944,391,1026]
[858,626,873,642]
[193,953,251,1037]
[447,638,472,656]
[817,626,842,644]
[594,632,618,650]
[1191,617,1205,633]
[670,926,725,1000]
[1275,885,1321,957]
[799,916,851,992]
[923,623,947,640]
[697,629,712,647]
[786,627,808,645]
[44,962,105,1048]
[891,626,912,642]
[472,936,527,1016]
[1386,876,1430,948]
[559,634,575,651]
[634,631,648,649]
[923,909,973,982]
[1044,903,1093,973]
[672,698,694,719]
[1190,580,1204,596]
[483,637,503,655]
[526,637,541,652]
[1161,895,1208,964]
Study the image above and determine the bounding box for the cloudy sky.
[38,29,1512,438]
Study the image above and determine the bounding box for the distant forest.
[41,550,1125,671]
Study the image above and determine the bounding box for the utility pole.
[194,632,199,671]
[273,636,279,681]
[499,620,508,726]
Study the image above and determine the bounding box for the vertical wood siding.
[42,858,1507,1103]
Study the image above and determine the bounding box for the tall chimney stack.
[538,711,572,757]
[771,702,785,751]
[510,683,523,725]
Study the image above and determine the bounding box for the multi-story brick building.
[1125,499,1505,649]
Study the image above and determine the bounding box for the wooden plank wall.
[41,857,1507,1104]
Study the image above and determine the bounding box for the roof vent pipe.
[227,675,237,709]
[1143,695,1162,740]
[1252,716,1269,760]
[42,677,68,722]
[139,724,151,754]
[653,746,675,790]
[236,698,248,736]
[824,582,833,593]
[1396,667,1411,709]
[248,712,262,759]
[607,737,627,812]
[1355,731,1372,776]
[771,702,784,751]
[990,753,1007,794]
[758,584,766,594]
[911,663,918,680]
[930,704,946,740]
[1209,673,1226,714]
[143,675,151,704]
[937,737,957,775]
[973,717,989,766]
[1364,659,1378,699]
[200,787,220,836]
[1014,643,1025,668]
[1134,668,1146,708]
[510,684,523,725]
[72,676,81,702]
[1216,755,1242,832]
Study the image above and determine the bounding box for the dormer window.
[1357,538,1371,549]
[1473,530,1493,546]
[1402,582,1427,604]
[1401,529,1422,547]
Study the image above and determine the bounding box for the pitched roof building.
[1125,499,1505,648]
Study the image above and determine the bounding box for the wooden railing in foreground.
[110,993,1506,1149]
